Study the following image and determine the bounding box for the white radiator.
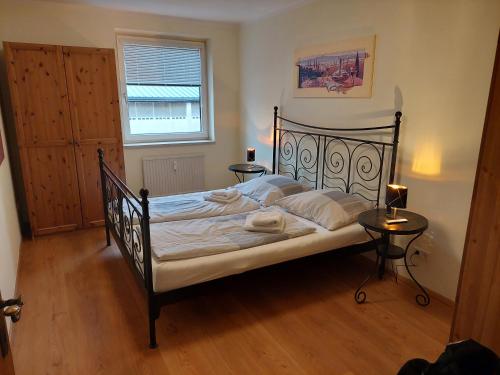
[142,155,205,196]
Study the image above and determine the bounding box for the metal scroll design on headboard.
[272,107,401,206]
[322,137,387,204]
[278,130,321,186]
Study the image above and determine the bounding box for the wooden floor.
[12,228,452,375]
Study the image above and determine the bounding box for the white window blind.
[123,44,202,86]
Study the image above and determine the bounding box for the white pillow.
[235,174,312,206]
[274,189,373,230]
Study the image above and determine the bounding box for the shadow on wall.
[332,86,404,122]
[248,86,405,173]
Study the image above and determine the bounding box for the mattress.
[152,214,371,293]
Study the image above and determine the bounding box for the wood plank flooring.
[12,228,452,375]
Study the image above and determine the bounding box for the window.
[116,35,210,144]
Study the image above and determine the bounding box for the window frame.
[116,35,210,145]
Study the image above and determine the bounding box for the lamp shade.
[247,147,256,162]
[385,184,408,208]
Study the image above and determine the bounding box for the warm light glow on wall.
[257,126,274,146]
[412,142,442,176]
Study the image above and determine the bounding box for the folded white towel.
[210,188,239,199]
[244,212,285,234]
[204,190,242,204]
[250,211,284,227]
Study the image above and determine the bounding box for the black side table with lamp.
[228,147,266,183]
[354,184,431,306]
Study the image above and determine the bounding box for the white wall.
[240,0,500,299]
[0,0,241,193]
[0,0,498,302]
[0,102,22,332]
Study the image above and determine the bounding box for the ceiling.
[33,0,313,23]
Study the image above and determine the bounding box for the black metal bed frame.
[98,106,402,348]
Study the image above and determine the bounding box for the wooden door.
[0,296,15,375]
[4,42,82,235]
[450,35,500,352]
[63,47,124,227]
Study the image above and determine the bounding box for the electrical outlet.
[416,247,432,256]
[413,242,432,255]
[412,248,430,263]
[412,231,434,255]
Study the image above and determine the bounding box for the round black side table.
[228,163,266,183]
[355,208,430,306]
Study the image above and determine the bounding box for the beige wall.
[0,0,241,193]
[0,102,21,332]
[0,0,498,302]
[240,0,500,299]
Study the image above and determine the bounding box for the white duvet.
[124,190,260,224]
[149,208,316,261]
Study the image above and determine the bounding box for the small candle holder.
[247,147,255,163]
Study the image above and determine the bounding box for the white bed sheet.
[152,214,371,293]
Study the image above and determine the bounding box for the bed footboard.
[98,149,158,348]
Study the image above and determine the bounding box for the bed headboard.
[272,106,401,207]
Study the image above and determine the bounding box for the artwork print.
[294,36,376,98]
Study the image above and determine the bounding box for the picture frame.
[294,35,376,98]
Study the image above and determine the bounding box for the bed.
[98,106,402,348]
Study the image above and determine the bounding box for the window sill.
[124,139,215,148]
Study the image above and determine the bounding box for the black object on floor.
[398,339,500,375]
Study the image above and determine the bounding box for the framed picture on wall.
[294,35,376,98]
[0,129,4,166]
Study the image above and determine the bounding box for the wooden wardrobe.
[450,35,500,353]
[4,42,124,236]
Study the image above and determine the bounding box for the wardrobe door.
[4,42,82,235]
[63,47,125,227]
[450,36,500,352]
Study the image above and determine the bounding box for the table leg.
[377,233,390,279]
[403,232,430,306]
[233,172,242,183]
[354,228,379,304]
[355,254,380,304]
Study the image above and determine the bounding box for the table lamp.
[247,147,256,162]
[385,184,408,221]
